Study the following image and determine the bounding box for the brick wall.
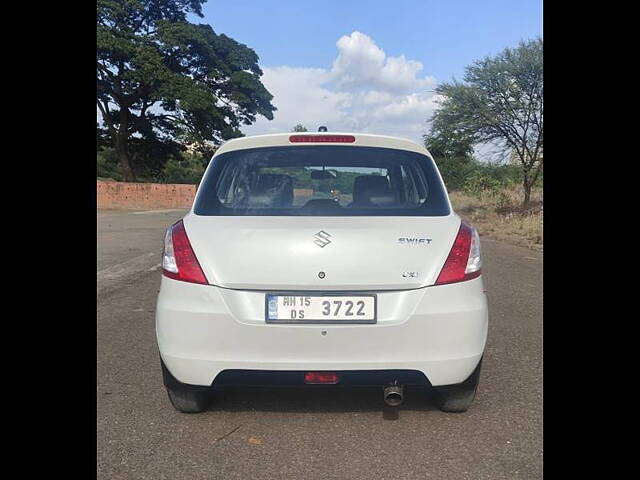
[97,180,196,210]
[98,180,320,210]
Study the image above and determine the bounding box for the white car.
[156,132,488,413]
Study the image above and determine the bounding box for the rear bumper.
[161,359,430,391]
[156,276,488,387]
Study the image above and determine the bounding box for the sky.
[190,0,542,156]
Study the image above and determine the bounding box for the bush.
[97,147,208,184]
[161,152,207,184]
[435,156,525,193]
[434,157,532,197]
[462,170,503,196]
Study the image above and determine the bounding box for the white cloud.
[242,66,351,136]
[330,32,435,94]
[242,31,439,143]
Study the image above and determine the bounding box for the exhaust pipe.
[383,382,404,407]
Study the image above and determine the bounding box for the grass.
[449,186,543,251]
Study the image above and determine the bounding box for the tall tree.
[97,0,276,181]
[291,124,308,132]
[429,38,543,208]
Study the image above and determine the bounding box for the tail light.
[435,222,482,285]
[162,220,208,285]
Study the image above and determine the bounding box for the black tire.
[166,387,210,413]
[433,358,482,413]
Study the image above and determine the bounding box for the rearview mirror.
[311,169,336,180]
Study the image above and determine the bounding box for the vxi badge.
[398,237,432,245]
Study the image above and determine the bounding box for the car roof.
[214,132,432,157]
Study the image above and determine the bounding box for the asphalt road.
[97,209,542,480]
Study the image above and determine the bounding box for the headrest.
[352,175,395,206]
[248,174,293,207]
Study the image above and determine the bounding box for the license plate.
[265,294,376,323]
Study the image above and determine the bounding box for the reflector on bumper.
[304,372,339,384]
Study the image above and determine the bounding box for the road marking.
[98,252,157,286]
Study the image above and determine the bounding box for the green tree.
[424,128,476,191]
[424,127,475,161]
[291,124,308,132]
[97,147,123,181]
[429,38,543,208]
[97,0,276,181]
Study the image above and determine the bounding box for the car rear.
[155,132,488,412]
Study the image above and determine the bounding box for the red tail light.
[304,372,339,384]
[289,134,356,143]
[435,222,482,285]
[162,220,208,285]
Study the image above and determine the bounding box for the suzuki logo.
[313,230,332,248]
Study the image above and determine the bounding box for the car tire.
[166,387,210,413]
[433,358,482,413]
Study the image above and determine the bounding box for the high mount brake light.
[289,134,356,143]
[435,222,482,285]
[162,220,208,285]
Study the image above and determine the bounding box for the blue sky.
[190,0,542,150]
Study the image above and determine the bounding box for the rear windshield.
[194,146,450,216]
